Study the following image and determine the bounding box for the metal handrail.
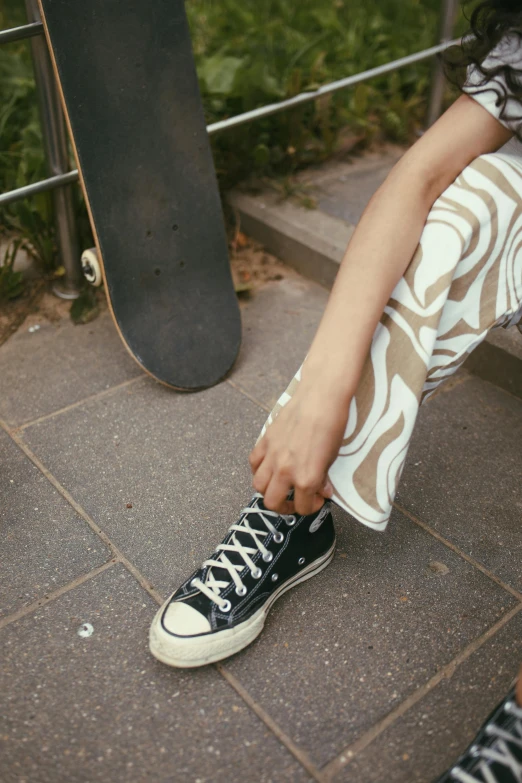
[208,38,459,135]
[0,21,43,44]
[0,37,460,207]
[0,171,79,207]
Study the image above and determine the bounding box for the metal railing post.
[24,0,81,298]
[426,0,460,128]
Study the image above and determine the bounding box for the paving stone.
[0,312,141,426]
[0,429,110,619]
[487,324,522,362]
[0,565,310,783]
[225,505,516,768]
[22,377,266,597]
[464,326,522,400]
[314,156,398,226]
[398,376,522,592]
[335,608,522,782]
[234,278,328,410]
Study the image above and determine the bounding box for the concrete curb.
[228,190,353,289]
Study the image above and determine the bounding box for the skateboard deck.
[37,0,241,390]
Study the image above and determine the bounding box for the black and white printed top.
[463,33,522,157]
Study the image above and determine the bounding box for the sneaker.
[433,684,522,783]
[149,493,336,668]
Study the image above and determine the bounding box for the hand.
[249,384,350,516]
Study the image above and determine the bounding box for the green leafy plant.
[188,0,465,187]
[1,0,465,271]
[0,238,24,300]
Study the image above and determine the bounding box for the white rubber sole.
[149,540,336,668]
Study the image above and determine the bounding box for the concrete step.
[229,146,522,400]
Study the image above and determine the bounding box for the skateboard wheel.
[81,248,102,287]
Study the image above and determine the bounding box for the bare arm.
[250,94,513,515]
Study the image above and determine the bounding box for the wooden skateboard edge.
[36,0,240,392]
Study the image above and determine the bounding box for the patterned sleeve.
[462,33,522,136]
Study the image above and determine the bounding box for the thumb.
[322,477,333,498]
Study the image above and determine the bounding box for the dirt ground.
[0,237,295,346]
[229,234,299,292]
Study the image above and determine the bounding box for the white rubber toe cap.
[162,601,211,636]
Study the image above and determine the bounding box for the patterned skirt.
[261,152,522,531]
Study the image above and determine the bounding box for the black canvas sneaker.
[434,685,522,783]
[149,493,336,668]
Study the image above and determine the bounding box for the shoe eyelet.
[251,567,262,579]
[262,552,273,563]
[273,531,284,544]
[235,585,247,597]
[220,599,232,612]
[285,515,297,527]
[190,578,198,588]
[271,573,279,582]
[298,557,305,565]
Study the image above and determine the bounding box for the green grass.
[0,0,465,293]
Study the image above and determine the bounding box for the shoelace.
[450,700,522,783]
[191,493,296,612]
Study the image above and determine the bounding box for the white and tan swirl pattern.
[260,152,522,530]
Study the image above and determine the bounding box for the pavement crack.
[0,560,115,630]
[16,374,145,431]
[225,378,272,413]
[217,663,325,782]
[320,602,522,781]
[394,501,522,603]
[1,422,164,606]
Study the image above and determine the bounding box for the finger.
[322,477,334,498]
[295,492,324,516]
[252,458,273,497]
[293,486,323,516]
[263,474,294,515]
[249,437,267,475]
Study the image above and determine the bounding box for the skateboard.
[37,0,241,390]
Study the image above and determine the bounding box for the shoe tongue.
[204,498,269,586]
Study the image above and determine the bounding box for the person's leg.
[261,151,522,532]
[150,152,522,668]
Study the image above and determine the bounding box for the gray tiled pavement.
[0,429,111,619]
[398,375,522,592]
[226,505,516,767]
[232,277,328,410]
[0,312,140,426]
[1,274,521,783]
[0,565,309,783]
[22,376,266,596]
[338,610,522,782]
